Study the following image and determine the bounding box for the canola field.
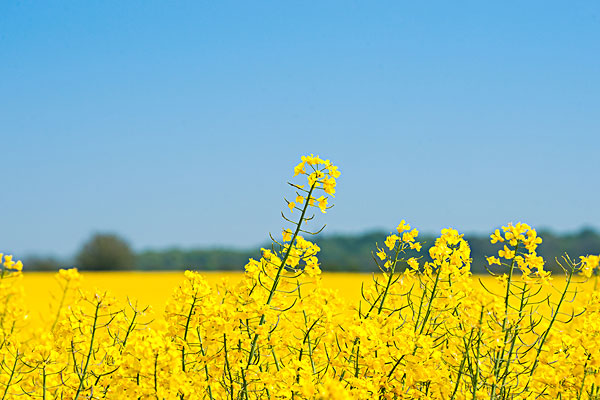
[20,272,592,326]
[2,154,600,399]
[21,272,368,325]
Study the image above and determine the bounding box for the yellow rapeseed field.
[21,272,592,327]
[2,154,600,399]
[21,272,369,325]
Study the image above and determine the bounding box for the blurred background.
[2,1,599,272]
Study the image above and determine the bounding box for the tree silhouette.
[76,233,135,270]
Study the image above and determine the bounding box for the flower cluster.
[487,222,548,281]
[288,154,340,214]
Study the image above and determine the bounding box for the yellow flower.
[317,196,328,213]
[384,235,398,250]
[304,257,322,277]
[396,220,411,234]
[523,230,543,252]
[322,176,336,195]
[3,254,14,269]
[296,195,304,204]
[282,229,293,242]
[580,255,600,278]
[302,153,322,166]
[261,248,274,260]
[294,161,306,176]
[505,230,518,246]
[402,229,419,243]
[498,245,515,259]
[376,249,387,260]
[2,254,23,271]
[244,259,260,276]
[288,202,295,213]
[490,229,504,244]
[407,257,419,270]
[486,256,501,266]
[409,242,422,252]
[13,260,23,272]
[58,267,81,282]
[308,170,324,187]
[255,323,270,336]
[327,164,341,178]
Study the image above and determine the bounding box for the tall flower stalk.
[240,155,340,397]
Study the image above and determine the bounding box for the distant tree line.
[24,228,600,274]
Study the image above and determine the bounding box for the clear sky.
[2,1,599,258]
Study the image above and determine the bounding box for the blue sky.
[1,1,599,258]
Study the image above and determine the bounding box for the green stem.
[223,334,234,400]
[1,351,19,400]
[153,353,158,396]
[577,363,589,400]
[526,265,574,388]
[73,301,101,400]
[354,341,360,378]
[198,334,214,400]
[498,283,528,390]
[301,311,317,374]
[472,308,484,400]
[121,307,138,352]
[375,243,404,316]
[271,346,281,371]
[42,365,46,400]
[490,243,519,399]
[181,294,198,372]
[413,288,428,333]
[418,268,441,335]
[450,329,474,400]
[245,183,317,368]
